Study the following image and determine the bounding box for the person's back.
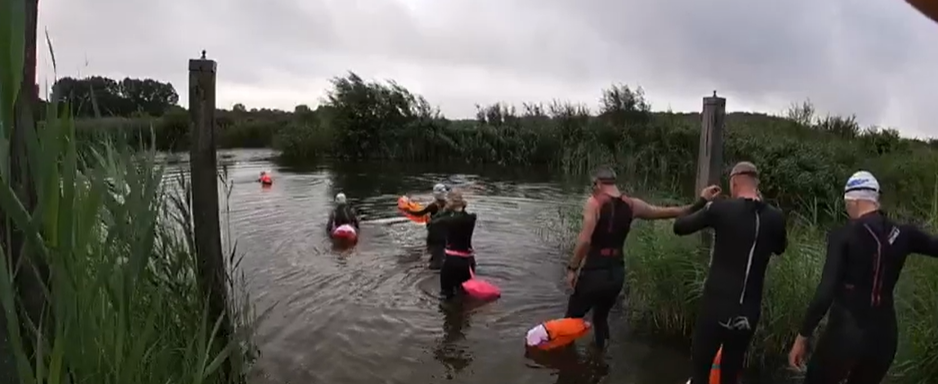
[698,198,787,312]
[673,161,788,384]
[789,171,938,384]
[328,193,359,231]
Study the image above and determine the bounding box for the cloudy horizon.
[36,0,938,137]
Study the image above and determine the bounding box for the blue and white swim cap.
[843,171,880,202]
[432,183,449,199]
[335,193,347,204]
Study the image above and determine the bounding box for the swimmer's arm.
[906,224,938,257]
[405,204,438,217]
[774,212,789,255]
[633,197,706,221]
[671,199,714,235]
[798,229,846,338]
[568,198,600,270]
[326,212,335,231]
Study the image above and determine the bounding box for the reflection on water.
[163,149,698,384]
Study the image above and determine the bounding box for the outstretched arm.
[632,197,707,221]
[567,198,600,270]
[672,199,713,236]
[907,224,938,257]
[798,229,847,338]
[404,203,439,217]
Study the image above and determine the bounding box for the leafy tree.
[51,76,178,117]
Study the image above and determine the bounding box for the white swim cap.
[335,193,347,204]
[844,171,880,202]
[432,183,448,199]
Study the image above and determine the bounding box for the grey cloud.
[37,0,938,136]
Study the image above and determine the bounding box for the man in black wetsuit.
[432,191,478,300]
[564,167,720,351]
[326,193,359,232]
[788,171,938,384]
[672,161,788,384]
[402,183,450,269]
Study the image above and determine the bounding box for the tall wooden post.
[695,92,726,251]
[696,92,726,193]
[188,56,234,381]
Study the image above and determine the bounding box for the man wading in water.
[673,161,788,384]
[565,167,720,351]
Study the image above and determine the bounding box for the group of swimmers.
[324,161,938,384]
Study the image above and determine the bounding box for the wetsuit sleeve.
[349,207,360,228]
[405,203,439,217]
[672,199,714,236]
[774,211,789,256]
[798,228,847,337]
[326,211,335,231]
[905,224,938,257]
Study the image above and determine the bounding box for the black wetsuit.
[798,210,938,384]
[406,200,448,269]
[435,210,478,299]
[327,204,358,232]
[565,193,635,350]
[673,198,787,384]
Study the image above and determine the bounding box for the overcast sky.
[37,0,938,137]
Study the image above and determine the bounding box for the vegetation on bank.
[2,6,258,384]
[75,72,937,223]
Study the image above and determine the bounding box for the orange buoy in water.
[684,347,738,384]
[397,196,428,224]
[525,318,592,351]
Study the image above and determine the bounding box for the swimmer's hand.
[788,335,809,371]
[565,269,577,290]
[699,185,721,201]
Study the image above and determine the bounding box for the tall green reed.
[1,2,260,382]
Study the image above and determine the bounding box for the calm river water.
[166,149,754,384]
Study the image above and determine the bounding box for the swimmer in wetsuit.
[787,171,938,384]
[326,193,359,232]
[432,191,477,300]
[565,167,719,351]
[403,183,450,270]
[672,161,788,384]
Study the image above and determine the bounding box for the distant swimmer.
[401,183,450,270]
[788,171,938,384]
[327,193,359,233]
[258,171,273,185]
[673,161,788,384]
[431,191,479,300]
[564,166,717,351]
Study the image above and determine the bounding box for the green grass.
[552,196,938,384]
[1,2,259,383]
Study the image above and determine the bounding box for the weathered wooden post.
[188,55,235,381]
[696,92,726,250]
[696,91,726,193]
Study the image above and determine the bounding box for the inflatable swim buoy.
[525,318,592,351]
[397,196,428,224]
[331,224,358,242]
[683,347,736,384]
[258,171,273,186]
[461,267,500,301]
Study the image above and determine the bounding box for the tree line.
[49,76,179,117]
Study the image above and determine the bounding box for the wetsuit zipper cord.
[739,212,760,304]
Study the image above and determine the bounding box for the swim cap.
[730,161,759,178]
[591,167,617,184]
[432,183,448,199]
[843,171,880,202]
[335,193,347,204]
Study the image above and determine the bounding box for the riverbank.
[74,73,938,224]
[553,197,938,383]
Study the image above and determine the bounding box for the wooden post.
[696,92,726,193]
[188,56,234,381]
[695,92,726,251]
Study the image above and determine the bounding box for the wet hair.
[591,167,617,185]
